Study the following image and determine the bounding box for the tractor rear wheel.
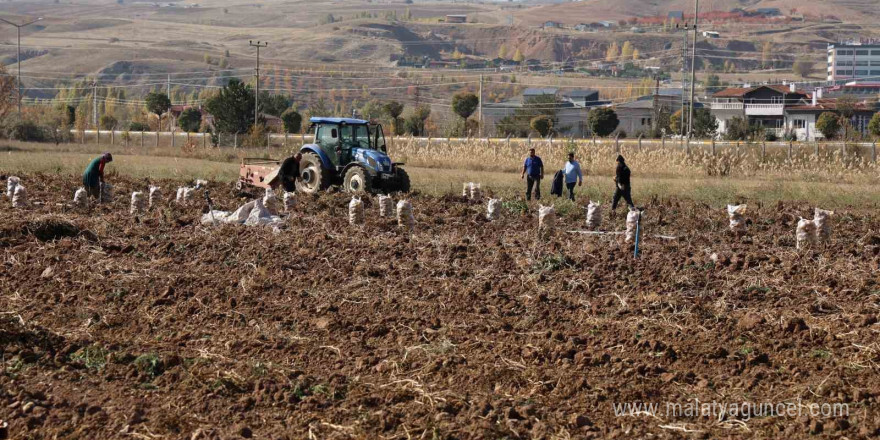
[392,168,411,193]
[343,166,372,193]
[297,152,329,194]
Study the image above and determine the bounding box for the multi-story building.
[709,84,879,141]
[827,42,880,82]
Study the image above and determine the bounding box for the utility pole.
[678,22,689,136]
[166,74,170,97]
[92,81,98,129]
[688,0,699,138]
[478,74,483,138]
[249,40,268,128]
[0,17,42,119]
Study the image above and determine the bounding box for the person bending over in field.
[521,148,544,201]
[278,152,302,193]
[82,153,113,199]
[611,154,634,212]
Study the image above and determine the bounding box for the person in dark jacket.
[521,148,543,200]
[82,153,112,199]
[277,153,302,192]
[611,155,634,211]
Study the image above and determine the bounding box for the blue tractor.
[296,117,409,194]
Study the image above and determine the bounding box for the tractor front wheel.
[297,152,329,194]
[343,166,372,193]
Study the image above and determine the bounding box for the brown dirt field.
[1,172,879,439]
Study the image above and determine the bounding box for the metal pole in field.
[687,0,699,138]
[92,81,98,129]
[249,40,268,130]
[0,17,42,118]
[478,74,483,138]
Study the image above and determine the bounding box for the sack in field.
[11,185,27,208]
[263,188,280,215]
[378,194,393,217]
[6,176,20,198]
[397,199,414,231]
[73,187,88,208]
[282,192,295,212]
[244,198,272,226]
[100,182,113,204]
[469,182,482,201]
[149,186,162,209]
[194,179,208,189]
[727,204,747,234]
[487,198,501,220]
[130,192,146,215]
[796,217,816,250]
[586,201,602,230]
[813,208,833,242]
[538,205,555,235]
[226,200,256,224]
[462,183,469,197]
[349,197,364,225]
[625,208,641,243]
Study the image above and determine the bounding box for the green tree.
[129,122,149,131]
[868,112,880,139]
[705,74,722,94]
[280,108,302,134]
[258,92,291,117]
[723,116,752,141]
[178,107,202,132]
[835,95,857,140]
[530,115,553,137]
[145,92,171,131]
[404,105,430,136]
[587,107,619,137]
[816,112,841,140]
[204,79,255,134]
[101,114,118,130]
[692,108,718,139]
[383,101,405,135]
[451,92,479,122]
[792,58,814,78]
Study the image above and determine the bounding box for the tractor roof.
[309,117,369,125]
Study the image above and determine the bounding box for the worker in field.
[521,148,544,201]
[278,152,302,192]
[563,152,583,201]
[611,154,635,212]
[82,153,112,199]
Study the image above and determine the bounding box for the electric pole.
[478,74,483,138]
[676,21,689,136]
[92,81,98,129]
[0,17,42,119]
[688,0,699,138]
[249,40,268,128]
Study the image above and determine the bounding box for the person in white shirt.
[563,152,583,201]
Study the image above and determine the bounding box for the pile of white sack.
[6,176,20,199]
[200,197,285,230]
[462,182,482,201]
[176,187,195,205]
[282,192,295,212]
[797,208,834,249]
[585,201,602,230]
[73,187,88,208]
[149,186,162,209]
[100,182,113,204]
[727,204,747,234]
[625,208,641,243]
[263,188,280,215]
[7,176,26,208]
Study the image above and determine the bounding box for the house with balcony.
[710,84,808,137]
[710,84,879,140]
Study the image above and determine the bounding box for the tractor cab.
[296,117,409,194]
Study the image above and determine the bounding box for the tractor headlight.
[367,156,379,171]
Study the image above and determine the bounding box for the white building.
[827,42,880,82]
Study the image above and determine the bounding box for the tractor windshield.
[339,124,372,150]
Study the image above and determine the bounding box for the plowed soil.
[1,173,879,439]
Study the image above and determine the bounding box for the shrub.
[815,112,840,140]
[8,121,46,142]
[530,115,553,137]
[129,122,149,131]
[587,108,619,137]
[281,108,302,134]
[178,108,202,132]
[99,115,117,130]
[867,112,880,140]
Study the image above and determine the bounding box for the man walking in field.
[521,148,544,201]
[563,152,583,201]
[82,153,113,199]
[611,154,634,212]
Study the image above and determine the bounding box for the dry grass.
[3,139,880,207]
